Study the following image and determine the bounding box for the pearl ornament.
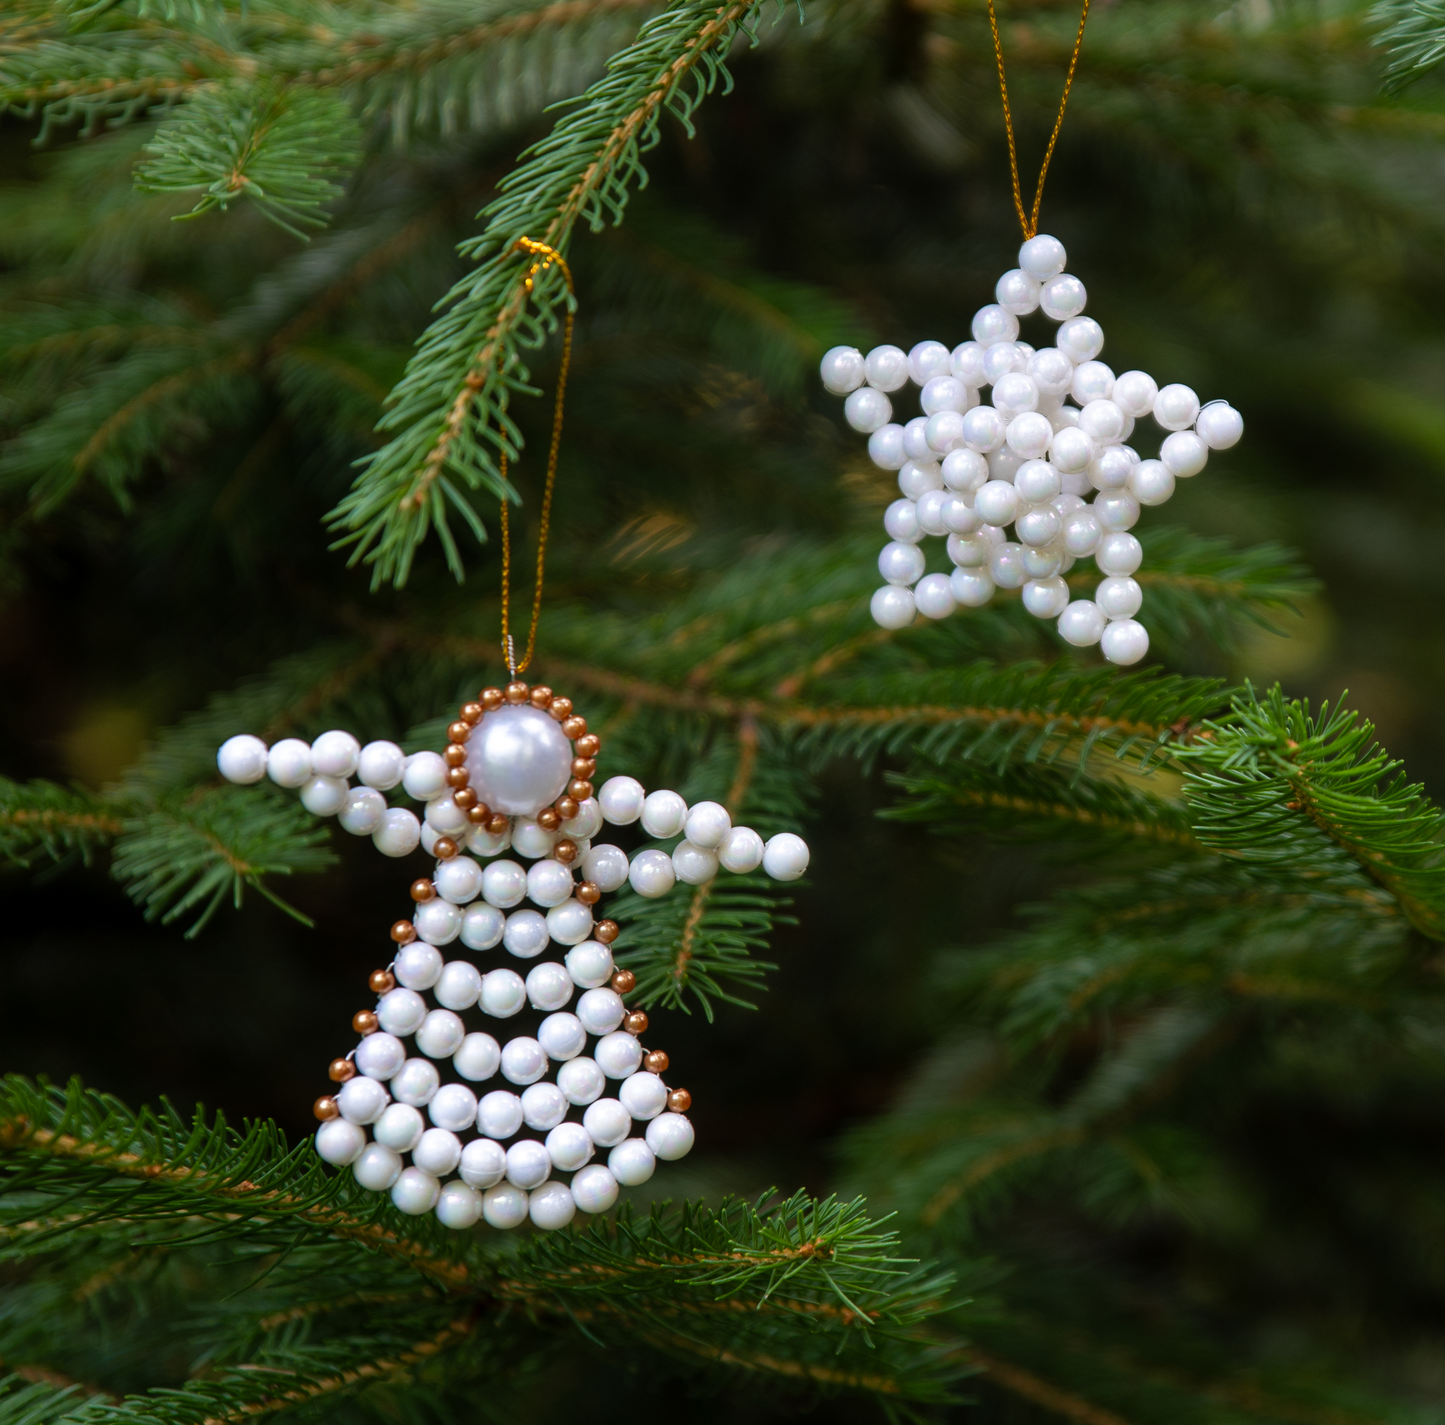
[373,1102,426,1152]
[1096,531,1143,575]
[416,1008,465,1059]
[376,987,426,1036]
[583,1098,632,1147]
[526,960,574,1010]
[454,1032,501,1082]
[300,775,348,817]
[640,790,687,838]
[391,1169,441,1216]
[571,1164,620,1214]
[1129,459,1175,506]
[595,1031,644,1079]
[942,449,988,492]
[1058,599,1107,647]
[522,1081,569,1131]
[1196,400,1244,449]
[460,1137,507,1188]
[505,1140,552,1190]
[672,840,719,885]
[913,572,957,620]
[845,387,891,433]
[373,808,421,858]
[1153,383,1200,431]
[412,897,461,946]
[989,541,1027,590]
[629,849,676,898]
[390,1058,440,1107]
[1161,430,1208,477]
[1023,576,1070,619]
[1093,491,1140,531]
[502,909,549,958]
[868,425,905,469]
[266,739,312,788]
[577,988,626,1036]
[878,541,926,587]
[1019,234,1067,278]
[412,1127,462,1177]
[903,418,934,462]
[559,1056,607,1105]
[1005,411,1053,459]
[865,345,909,390]
[618,1072,669,1121]
[424,793,469,835]
[460,901,504,950]
[922,375,969,415]
[1101,618,1150,666]
[820,346,866,394]
[526,858,574,908]
[645,1113,695,1161]
[580,843,629,893]
[1050,426,1095,473]
[403,752,449,800]
[434,855,483,904]
[1062,509,1102,556]
[465,705,572,817]
[482,1183,529,1229]
[899,459,943,497]
[529,1181,577,1230]
[1056,316,1104,363]
[762,832,810,881]
[217,735,268,785]
[546,1121,595,1172]
[1040,274,1087,321]
[1016,505,1062,547]
[435,1181,483,1229]
[598,776,645,825]
[480,967,527,1018]
[337,1076,389,1125]
[609,1139,656,1187]
[357,740,406,790]
[1112,370,1157,418]
[1096,576,1143,620]
[908,340,953,384]
[500,1036,548,1086]
[337,787,386,836]
[311,730,360,778]
[884,499,921,543]
[538,1011,587,1061]
[482,859,527,908]
[355,1032,406,1080]
[478,1089,524,1139]
[951,568,995,606]
[428,1082,478,1131]
[684,801,731,849]
[870,585,915,629]
[352,1142,403,1191]
[315,1118,366,1166]
[718,826,765,874]
[565,940,614,988]
[996,268,1042,315]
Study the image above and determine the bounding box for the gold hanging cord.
[498,236,575,677]
[986,0,1091,241]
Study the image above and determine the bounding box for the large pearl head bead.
[464,705,573,817]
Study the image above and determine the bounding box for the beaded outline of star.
[820,231,1244,666]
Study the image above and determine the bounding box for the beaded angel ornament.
[212,239,811,1233]
[820,230,1244,666]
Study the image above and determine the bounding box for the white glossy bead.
[337,1075,389,1125]
[1058,599,1107,647]
[546,1122,595,1173]
[560,800,602,842]
[941,495,980,534]
[413,1127,463,1177]
[481,967,527,1018]
[503,909,549,958]
[576,988,626,1036]
[629,849,676,898]
[1094,491,1140,532]
[1101,618,1150,666]
[821,345,866,394]
[902,418,934,462]
[538,1011,587,1061]
[559,1056,607,1105]
[1111,369,1157,419]
[638,790,686,839]
[565,941,614,989]
[1006,412,1053,460]
[1088,446,1133,492]
[583,1097,632,1146]
[478,1089,524,1139]
[974,480,1018,528]
[762,832,809,881]
[989,541,1027,590]
[570,1164,619,1214]
[465,705,572,818]
[482,859,527,909]
[356,740,406,792]
[510,818,557,860]
[1017,505,1062,547]
[266,738,312,788]
[413,897,462,946]
[1049,426,1095,473]
[482,1183,529,1229]
[300,775,348,817]
[311,730,360,779]
[958,406,1004,454]
[920,375,968,415]
[459,1137,507,1189]
[505,1140,552,1190]
[951,568,995,607]
[460,902,505,952]
[883,498,921,544]
[391,1168,440,1216]
[1070,360,1113,405]
[337,786,386,837]
[645,1113,695,1161]
[519,962,568,1013]
[951,340,987,386]
[864,344,908,390]
[454,1032,501,1082]
[1196,400,1243,449]
[1022,576,1070,619]
[982,341,1023,383]
[1050,404,1080,432]
[844,387,891,433]
[987,375,1034,423]
[1128,459,1174,506]
[988,445,1025,485]
[1161,430,1208,477]
[899,458,943,497]
[609,1139,656,1187]
[315,1117,367,1166]
[1040,274,1086,321]
[1096,575,1143,620]
[355,1031,406,1080]
[913,572,956,620]
[373,1101,425,1152]
[672,840,719,885]
[618,1072,668,1121]
[522,1081,569,1131]
[1022,543,1064,579]
[218,735,267,785]
[1152,383,1199,431]
[1079,399,1125,445]
[868,424,906,470]
[1096,531,1143,575]
[677,801,728,851]
[416,1008,466,1059]
[435,1180,483,1229]
[710,825,763,876]
[529,1180,576,1230]
[500,1036,547,1086]
[995,268,1041,315]
[947,532,990,569]
[1056,316,1104,363]
[878,541,925,587]
[373,808,421,858]
[424,793,469,835]
[352,1142,403,1191]
[428,1082,478,1131]
[941,449,988,493]
[434,855,483,905]
[907,339,953,385]
[402,751,448,800]
[595,1031,643,1079]
[523,858,572,909]
[926,412,968,456]
[576,847,625,898]
[597,776,645,826]
[1014,460,1060,504]
[870,585,915,630]
[1062,509,1102,556]
[971,305,1019,345]
[376,987,425,1036]
[390,1057,440,1107]
[1019,233,1067,278]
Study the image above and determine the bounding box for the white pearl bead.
[989,541,1027,590]
[1096,575,1143,620]
[1014,460,1060,504]
[868,424,906,470]
[1050,404,1080,431]
[576,987,625,1036]
[428,1082,477,1131]
[951,568,995,607]
[558,1056,607,1105]
[908,340,953,384]
[941,451,987,496]
[521,1081,569,1131]
[1049,426,1095,473]
[583,1097,632,1146]
[844,387,891,433]
[435,1180,483,1229]
[1094,491,1140,532]
[1110,369,1156,418]
[995,268,1042,315]
[546,1121,595,1172]
[1062,508,1101,556]
[577,844,626,895]
[505,1140,552,1190]
[424,793,469,835]
[434,855,483,904]
[390,1168,440,1216]
[640,790,687,838]
[266,738,312,788]
[1006,412,1053,460]
[390,1058,440,1106]
[524,960,572,1011]
[988,444,1025,484]
[865,344,909,390]
[947,532,990,568]
[714,826,763,875]
[337,1075,389,1125]
[645,1112,695,1161]
[482,1183,529,1229]
[942,495,979,534]
[820,345,866,394]
[1017,505,1062,547]
[960,406,1006,454]
[402,751,448,800]
[510,818,557,860]
[1101,617,1150,665]
[315,1117,367,1166]
[883,498,921,544]
[355,1031,406,1080]
[300,775,348,817]
[460,902,504,951]
[478,1089,523,1139]
[972,305,1019,345]
[1021,543,1063,579]
[1058,599,1107,647]
[570,1164,619,1214]
[480,967,526,1017]
[1079,399,1125,445]
[679,801,728,850]
[377,987,425,1036]
[538,1011,586,1061]
[598,776,645,826]
[899,458,943,497]
[870,585,915,630]
[311,730,360,778]
[902,418,934,462]
[372,808,421,858]
[909,489,943,537]
[913,572,956,620]
[1152,383,1200,431]
[1096,531,1143,575]
[1128,459,1174,506]
[921,375,968,414]
[338,787,386,836]
[951,340,987,386]
[1070,360,1114,405]
[502,909,549,958]
[762,832,809,881]
[500,1036,547,1086]
[217,735,267,785]
[413,1127,462,1176]
[482,859,527,909]
[413,898,462,946]
[459,1137,507,1188]
[974,481,1019,527]
[454,1031,501,1081]
[1040,274,1086,321]
[562,798,602,840]
[524,858,573,909]
[1022,576,1070,619]
[1088,446,1133,491]
[990,372,1038,419]
[565,941,614,988]
[672,840,719,885]
[983,341,1023,383]
[1019,233,1067,278]
[352,1142,403,1191]
[416,1008,466,1059]
[1161,430,1208,477]
[629,849,676,899]
[356,740,405,791]
[465,705,572,818]
[878,541,925,586]
[595,1031,643,1079]
[609,1139,656,1187]
[618,1072,668,1121]
[529,1180,577,1230]
[1056,316,1104,363]
[1024,350,1071,401]
[1196,400,1243,449]
[373,1102,425,1152]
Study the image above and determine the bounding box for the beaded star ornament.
[214,241,811,1232]
[821,3,1244,666]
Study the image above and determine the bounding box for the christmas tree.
[5,0,1445,1417]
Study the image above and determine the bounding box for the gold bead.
[447,720,471,744]
[391,919,416,944]
[548,697,573,721]
[410,879,435,903]
[577,880,601,905]
[568,779,593,802]
[486,811,509,834]
[314,1095,339,1121]
[505,681,529,704]
[611,969,636,994]
[352,1010,379,1035]
[434,835,459,860]
[530,685,554,708]
[561,715,587,739]
[623,1010,649,1036]
[481,687,504,711]
[454,787,477,810]
[444,743,468,767]
[328,1057,356,1082]
[466,803,491,824]
[537,807,561,831]
[446,765,470,789]
[368,968,395,994]
[460,701,484,724]
[575,734,601,758]
[644,1049,669,1074]
[571,757,596,779]
[667,1088,692,1113]
[595,919,619,944]
[554,838,578,864]
[555,795,579,820]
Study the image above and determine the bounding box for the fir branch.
[1371,0,1445,89]
[0,780,124,868]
